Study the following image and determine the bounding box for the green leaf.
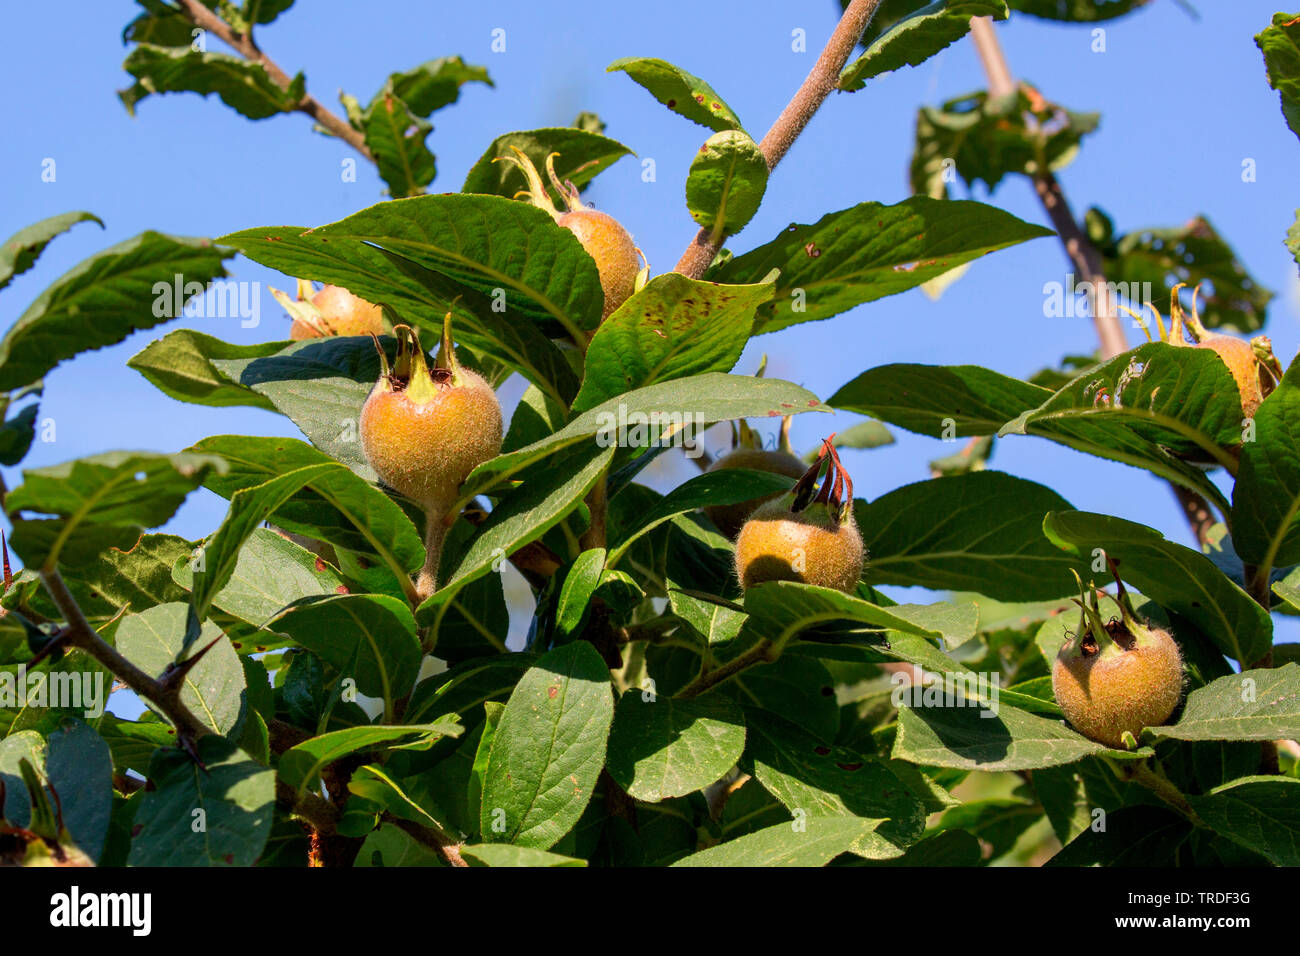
[554,549,607,643]
[32,718,114,862]
[191,436,423,597]
[359,83,435,199]
[894,699,1109,771]
[128,329,281,410]
[606,693,745,801]
[1188,776,1300,866]
[830,363,1050,437]
[1151,665,1300,741]
[222,193,604,344]
[745,709,925,857]
[0,211,103,292]
[1001,343,1248,511]
[1046,805,1191,866]
[173,527,342,630]
[910,87,1097,196]
[461,372,828,505]
[278,719,461,796]
[730,655,840,741]
[0,231,234,391]
[609,469,795,566]
[1288,210,1300,269]
[460,844,586,867]
[710,197,1053,333]
[386,56,491,117]
[685,130,768,236]
[424,443,613,620]
[1042,510,1273,665]
[842,1,1009,90]
[127,736,274,866]
[190,464,338,621]
[1088,210,1272,334]
[463,127,632,199]
[672,815,884,867]
[114,602,245,735]
[934,798,1041,862]
[479,642,614,848]
[858,471,1087,600]
[1257,12,1300,142]
[0,404,38,467]
[605,57,742,132]
[573,274,774,413]
[213,233,580,407]
[1233,363,1300,574]
[6,451,225,570]
[119,45,304,120]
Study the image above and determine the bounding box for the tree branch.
[673,0,883,278]
[387,816,469,868]
[676,638,777,699]
[173,0,374,162]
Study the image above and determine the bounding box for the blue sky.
[1,0,1297,646]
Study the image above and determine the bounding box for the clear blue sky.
[1,0,1296,645]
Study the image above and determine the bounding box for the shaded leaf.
[606,57,742,132]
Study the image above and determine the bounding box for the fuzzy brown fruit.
[280,283,384,340]
[734,437,864,593]
[359,311,503,597]
[704,419,806,539]
[1051,567,1184,748]
[497,147,643,323]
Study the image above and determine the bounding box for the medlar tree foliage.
[1,0,1298,869]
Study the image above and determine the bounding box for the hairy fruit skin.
[557,209,639,320]
[359,373,502,511]
[291,285,384,340]
[705,448,808,539]
[734,499,864,592]
[1052,626,1183,748]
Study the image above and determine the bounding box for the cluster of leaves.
[1,0,1298,869]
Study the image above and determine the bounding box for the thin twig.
[387,816,469,868]
[173,0,374,162]
[676,639,777,699]
[673,0,884,278]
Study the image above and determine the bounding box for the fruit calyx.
[787,435,855,528]
[372,309,467,405]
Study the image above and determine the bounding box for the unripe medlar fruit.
[497,147,643,322]
[273,280,385,339]
[704,418,807,539]
[1052,564,1184,749]
[359,309,503,597]
[734,437,865,593]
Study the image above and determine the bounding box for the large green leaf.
[223,194,604,344]
[268,594,422,704]
[605,693,745,801]
[459,373,828,505]
[0,211,103,292]
[385,56,492,116]
[127,736,275,867]
[278,718,461,796]
[830,363,1050,437]
[1151,665,1300,742]
[119,45,304,119]
[1257,12,1300,142]
[1233,363,1300,575]
[479,642,614,849]
[709,197,1052,332]
[573,274,773,413]
[191,436,424,598]
[858,471,1087,600]
[355,82,435,199]
[842,1,1009,90]
[460,844,585,867]
[672,815,883,867]
[462,127,632,199]
[1188,776,1300,866]
[6,451,225,570]
[1001,343,1248,511]
[684,130,768,236]
[744,709,925,858]
[605,57,742,132]
[128,329,281,410]
[1042,511,1273,665]
[911,87,1097,197]
[894,699,1108,771]
[1046,805,1190,867]
[1010,0,1151,20]
[0,231,233,391]
[114,602,245,736]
